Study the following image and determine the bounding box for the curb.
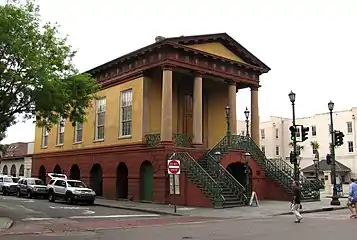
[94,203,183,216]
[0,218,13,232]
[273,206,348,216]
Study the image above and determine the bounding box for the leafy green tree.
[0,0,99,135]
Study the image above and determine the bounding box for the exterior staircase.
[169,135,319,209]
[228,135,320,201]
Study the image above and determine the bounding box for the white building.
[0,141,34,177]
[238,107,357,177]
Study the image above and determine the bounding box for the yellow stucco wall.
[185,42,245,63]
[34,77,144,153]
[206,81,229,147]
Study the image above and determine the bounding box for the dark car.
[17,177,47,199]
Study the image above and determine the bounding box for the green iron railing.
[230,135,320,200]
[205,136,248,204]
[144,133,192,148]
[169,152,224,208]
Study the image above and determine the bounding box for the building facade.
[238,108,357,177]
[0,141,34,177]
[32,33,316,208]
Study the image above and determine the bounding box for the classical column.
[251,86,260,146]
[228,81,237,135]
[192,74,203,145]
[160,67,173,142]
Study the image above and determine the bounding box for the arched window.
[19,164,24,176]
[2,165,8,175]
[10,164,16,177]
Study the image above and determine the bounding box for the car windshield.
[4,178,13,183]
[67,181,87,188]
[28,179,45,185]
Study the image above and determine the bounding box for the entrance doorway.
[183,94,193,136]
[90,164,103,196]
[226,162,252,194]
[53,164,62,174]
[70,164,80,180]
[38,165,46,184]
[116,162,128,199]
[139,161,154,202]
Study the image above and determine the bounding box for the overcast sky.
[1,0,356,144]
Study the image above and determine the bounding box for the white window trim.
[348,141,354,153]
[119,89,132,138]
[56,118,65,145]
[42,126,49,147]
[95,98,106,141]
[169,174,180,195]
[347,122,353,133]
[74,122,83,143]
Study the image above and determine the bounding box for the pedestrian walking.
[291,181,303,223]
[347,178,357,218]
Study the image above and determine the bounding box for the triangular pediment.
[166,33,270,72]
[184,42,246,63]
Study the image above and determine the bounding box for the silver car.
[0,175,18,195]
[17,177,47,199]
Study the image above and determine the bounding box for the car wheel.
[2,188,7,196]
[48,191,55,202]
[88,200,95,205]
[27,190,32,199]
[16,190,21,197]
[65,192,73,205]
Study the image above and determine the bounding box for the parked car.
[0,175,18,195]
[46,173,96,205]
[17,177,47,199]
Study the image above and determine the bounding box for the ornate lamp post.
[328,101,340,205]
[244,107,250,137]
[244,152,251,198]
[288,91,299,181]
[225,105,231,146]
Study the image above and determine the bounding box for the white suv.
[46,173,96,205]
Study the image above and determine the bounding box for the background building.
[238,107,357,178]
[0,141,34,177]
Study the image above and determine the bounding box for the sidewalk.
[95,196,348,219]
[0,217,13,232]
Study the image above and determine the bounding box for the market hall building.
[32,33,319,208]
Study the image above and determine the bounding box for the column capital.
[162,64,175,71]
[225,80,236,86]
[193,71,205,78]
[250,85,260,91]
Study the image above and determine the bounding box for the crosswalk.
[295,212,352,221]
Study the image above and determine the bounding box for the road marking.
[69,214,160,219]
[16,204,36,213]
[0,203,15,210]
[49,206,89,210]
[23,217,54,221]
[82,210,95,215]
[23,200,34,203]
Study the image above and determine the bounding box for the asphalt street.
[1,209,355,239]
[0,195,161,222]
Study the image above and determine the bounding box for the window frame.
[311,125,316,136]
[347,121,353,133]
[275,145,280,156]
[42,126,49,147]
[74,122,83,143]
[56,118,65,145]
[348,141,354,153]
[119,89,133,138]
[260,129,265,140]
[95,98,106,141]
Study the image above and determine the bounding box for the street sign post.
[167,159,180,213]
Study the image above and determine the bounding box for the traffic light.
[290,151,297,164]
[334,131,345,146]
[289,126,297,141]
[326,154,332,165]
[301,126,309,142]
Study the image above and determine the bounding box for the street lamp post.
[328,101,340,206]
[244,152,251,199]
[225,105,231,146]
[288,91,299,181]
[244,107,250,137]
